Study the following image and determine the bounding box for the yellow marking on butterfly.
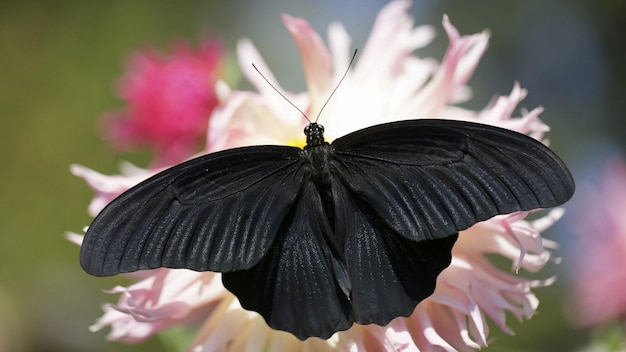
[287,137,307,149]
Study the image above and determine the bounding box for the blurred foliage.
[0,1,623,351]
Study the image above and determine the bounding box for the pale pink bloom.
[104,39,223,166]
[70,162,152,217]
[90,269,224,343]
[74,0,566,350]
[569,158,626,327]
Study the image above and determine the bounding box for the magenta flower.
[104,39,223,166]
[569,158,626,327]
[72,1,567,350]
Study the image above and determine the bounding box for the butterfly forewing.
[330,119,575,242]
[80,145,304,276]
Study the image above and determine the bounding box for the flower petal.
[404,15,489,117]
[282,14,333,114]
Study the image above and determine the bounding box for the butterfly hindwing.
[331,181,457,324]
[80,146,304,276]
[331,119,575,242]
[222,181,353,340]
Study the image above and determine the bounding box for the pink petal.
[70,163,150,215]
[282,14,333,114]
[357,0,435,81]
[406,15,489,116]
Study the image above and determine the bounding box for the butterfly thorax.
[303,123,332,184]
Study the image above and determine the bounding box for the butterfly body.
[80,119,575,340]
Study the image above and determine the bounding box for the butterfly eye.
[304,125,310,134]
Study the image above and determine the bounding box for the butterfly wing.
[331,119,575,242]
[328,119,574,325]
[222,181,353,340]
[331,181,457,325]
[80,145,305,277]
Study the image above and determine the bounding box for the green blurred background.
[1,1,624,351]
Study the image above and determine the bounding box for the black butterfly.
[80,118,574,340]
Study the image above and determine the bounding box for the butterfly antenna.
[251,63,311,124]
[314,49,358,123]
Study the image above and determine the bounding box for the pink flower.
[73,0,567,350]
[104,39,223,166]
[569,158,626,327]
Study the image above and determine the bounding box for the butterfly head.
[304,123,326,148]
